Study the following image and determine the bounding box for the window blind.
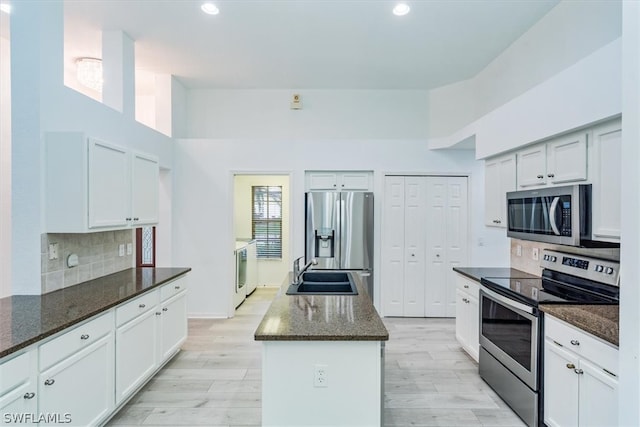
[252,186,282,259]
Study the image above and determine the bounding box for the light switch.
[118,244,125,257]
[126,243,133,255]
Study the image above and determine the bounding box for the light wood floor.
[107,287,525,426]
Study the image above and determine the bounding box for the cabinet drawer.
[456,274,479,299]
[116,290,158,327]
[0,351,31,395]
[545,315,618,374]
[39,311,114,371]
[160,276,187,302]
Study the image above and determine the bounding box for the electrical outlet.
[126,243,133,255]
[314,364,328,388]
[516,245,522,257]
[118,244,125,257]
[48,243,59,260]
[532,247,539,261]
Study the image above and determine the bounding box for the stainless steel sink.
[286,271,358,295]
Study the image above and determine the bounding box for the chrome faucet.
[293,256,318,285]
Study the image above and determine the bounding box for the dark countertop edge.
[0,267,191,359]
[453,267,539,283]
[255,335,389,341]
[255,272,389,342]
[539,304,619,347]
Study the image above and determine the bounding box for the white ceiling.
[60,0,560,91]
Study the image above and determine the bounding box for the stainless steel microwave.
[506,184,595,247]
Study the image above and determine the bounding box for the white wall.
[619,2,640,425]
[427,0,622,139]
[185,90,429,139]
[0,36,11,299]
[233,174,290,286]
[173,136,504,318]
[9,1,174,295]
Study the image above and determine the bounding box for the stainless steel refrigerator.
[305,192,374,300]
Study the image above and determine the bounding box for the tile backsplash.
[41,230,135,293]
[510,238,620,276]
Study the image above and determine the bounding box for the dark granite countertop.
[255,272,389,341]
[0,267,191,359]
[453,267,539,283]
[540,304,619,347]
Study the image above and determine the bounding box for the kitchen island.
[255,272,388,427]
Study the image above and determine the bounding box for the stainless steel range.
[479,250,619,427]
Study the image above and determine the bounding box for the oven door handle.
[549,196,561,236]
[480,286,536,315]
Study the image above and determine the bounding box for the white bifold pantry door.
[382,176,468,317]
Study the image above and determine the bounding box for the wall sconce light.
[76,57,103,93]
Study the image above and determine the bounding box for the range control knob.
[595,265,604,273]
[543,255,549,261]
[606,267,614,275]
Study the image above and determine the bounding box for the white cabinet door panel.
[590,120,621,242]
[38,334,114,427]
[517,145,547,188]
[544,339,579,427]
[578,358,618,427]
[88,139,130,229]
[160,292,188,361]
[546,133,587,184]
[425,178,446,317]
[131,152,159,225]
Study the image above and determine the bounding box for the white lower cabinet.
[544,315,618,427]
[115,305,159,403]
[38,334,114,426]
[0,273,189,426]
[37,311,115,426]
[159,292,188,361]
[115,277,188,404]
[0,350,37,425]
[454,274,479,362]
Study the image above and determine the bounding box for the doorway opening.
[232,174,291,310]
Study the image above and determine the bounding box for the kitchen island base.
[261,340,384,427]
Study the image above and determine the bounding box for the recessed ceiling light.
[0,3,11,14]
[393,3,410,16]
[201,3,219,15]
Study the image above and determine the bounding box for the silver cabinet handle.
[436,254,440,258]
[126,217,132,221]
[44,379,55,386]
[566,363,576,369]
[411,253,415,257]
[23,392,36,399]
[463,285,469,289]
[156,312,162,316]
[80,334,90,340]
[537,174,544,179]
[175,286,181,290]
[574,368,584,375]
[570,340,580,346]
[548,173,555,178]
[162,307,168,312]
[139,304,146,308]
[133,217,139,221]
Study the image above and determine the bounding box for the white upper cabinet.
[516,131,588,189]
[306,171,373,191]
[546,132,588,184]
[45,132,159,232]
[88,140,130,229]
[589,119,622,242]
[131,152,160,225]
[484,154,516,227]
[517,144,547,188]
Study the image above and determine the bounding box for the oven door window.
[507,195,570,236]
[481,297,532,371]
